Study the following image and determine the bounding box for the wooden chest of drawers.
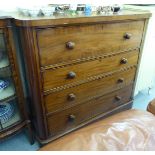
[15,9,151,143]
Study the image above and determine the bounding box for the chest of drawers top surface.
[10,9,150,27]
[14,9,151,143]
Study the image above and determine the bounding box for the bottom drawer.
[47,85,133,136]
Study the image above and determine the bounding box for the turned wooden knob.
[120,58,128,64]
[115,96,122,101]
[68,114,76,122]
[68,93,76,101]
[67,71,76,79]
[124,33,132,39]
[117,78,124,83]
[66,41,75,49]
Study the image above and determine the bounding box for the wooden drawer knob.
[67,71,76,79]
[117,78,124,83]
[68,93,76,101]
[115,96,122,101]
[68,114,76,122]
[124,33,132,39]
[66,41,75,49]
[120,58,128,64]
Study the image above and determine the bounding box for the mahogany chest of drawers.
[14,9,151,143]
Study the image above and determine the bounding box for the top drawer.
[36,20,144,67]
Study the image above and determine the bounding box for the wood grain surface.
[47,85,133,136]
[44,66,136,113]
[43,50,139,91]
[37,20,144,66]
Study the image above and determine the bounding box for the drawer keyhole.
[124,33,132,39]
[67,71,76,79]
[117,78,124,83]
[68,114,76,122]
[68,93,76,101]
[115,96,122,101]
[66,41,75,49]
[120,58,128,64]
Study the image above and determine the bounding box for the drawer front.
[37,20,144,66]
[47,85,133,136]
[44,66,136,113]
[43,50,139,91]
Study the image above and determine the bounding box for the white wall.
[125,5,155,95]
[0,0,155,11]
[0,0,99,11]
[0,1,48,11]
[135,10,155,95]
[0,0,141,11]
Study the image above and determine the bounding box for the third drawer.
[44,66,136,113]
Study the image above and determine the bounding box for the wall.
[125,5,155,96]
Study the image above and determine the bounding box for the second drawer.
[42,50,139,91]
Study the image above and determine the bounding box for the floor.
[132,87,155,110]
[0,87,155,151]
